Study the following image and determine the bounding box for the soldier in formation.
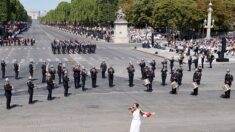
[73,64,81,88]
[57,62,63,84]
[170,68,178,94]
[1,59,6,78]
[221,69,233,98]
[47,74,54,100]
[161,65,167,86]
[191,68,202,96]
[4,78,13,109]
[108,66,115,87]
[63,71,70,97]
[14,61,19,79]
[81,68,87,91]
[139,59,146,79]
[41,62,47,83]
[100,61,107,78]
[27,76,35,104]
[127,62,135,87]
[90,67,98,88]
[29,61,34,78]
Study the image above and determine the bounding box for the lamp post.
[204,2,215,39]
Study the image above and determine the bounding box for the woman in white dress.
[129,103,153,132]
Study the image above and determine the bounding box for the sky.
[19,0,70,12]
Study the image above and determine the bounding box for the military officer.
[169,56,174,73]
[1,59,6,78]
[27,76,35,104]
[14,60,19,79]
[193,55,199,69]
[150,59,156,75]
[57,62,63,84]
[221,69,233,98]
[127,62,135,87]
[81,68,87,91]
[47,74,54,100]
[191,69,202,95]
[161,66,167,86]
[208,53,214,68]
[108,66,115,87]
[63,71,70,97]
[177,65,183,86]
[41,62,47,83]
[29,61,34,78]
[90,67,98,88]
[49,65,56,81]
[100,61,107,78]
[73,64,81,88]
[188,56,192,71]
[170,68,178,94]
[139,59,146,79]
[146,69,154,92]
[4,78,13,109]
[201,54,205,69]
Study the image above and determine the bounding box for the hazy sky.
[19,0,70,12]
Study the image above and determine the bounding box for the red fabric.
[145,112,151,117]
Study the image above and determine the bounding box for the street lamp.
[204,1,215,39]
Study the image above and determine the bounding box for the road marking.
[47,59,51,62]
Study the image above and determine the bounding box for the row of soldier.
[0,38,36,46]
[1,59,233,110]
[51,40,96,54]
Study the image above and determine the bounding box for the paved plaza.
[0,21,235,132]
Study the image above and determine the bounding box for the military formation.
[51,40,96,54]
[0,38,35,46]
[0,57,233,110]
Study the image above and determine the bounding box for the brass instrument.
[192,82,198,89]
[144,79,150,86]
[222,84,230,91]
[171,81,178,89]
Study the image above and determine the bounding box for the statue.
[116,8,126,21]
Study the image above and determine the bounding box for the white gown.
[130,109,142,132]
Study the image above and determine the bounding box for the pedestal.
[113,20,129,44]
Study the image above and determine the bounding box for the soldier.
[100,61,107,78]
[208,53,214,68]
[161,58,168,69]
[57,62,63,84]
[191,69,202,95]
[169,56,174,73]
[193,55,198,69]
[27,76,35,104]
[14,60,19,79]
[29,61,34,77]
[49,65,56,81]
[81,68,87,91]
[139,59,146,79]
[170,68,178,94]
[201,54,205,69]
[188,56,192,71]
[47,74,54,100]
[63,71,70,97]
[4,78,13,109]
[1,59,6,78]
[90,67,98,88]
[127,62,135,87]
[178,53,184,65]
[221,69,233,98]
[73,64,81,88]
[108,66,115,87]
[41,62,47,83]
[146,69,154,92]
[177,65,183,86]
[161,66,167,86]
[149,59,156,75]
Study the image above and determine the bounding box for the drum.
[222,84,230,91]
[192,82,198,89]
[171,81,178,89]
[144,79,150,86]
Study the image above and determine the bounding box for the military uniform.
[188,56,192,71]
[191,69,202,95]
[29,62,34,77]
[1,60,6,78]
[49,66,56,81]
[100,61,107,78]
[146,69,154,92]
[47,75,54,100]
[4,79,13,109]
[90,67,98,88]
[57,63,62,84]
[14,61,19,79]
[201,54,205,68]
[170,70,178,94]
[193,56,198,69]
[150,60,156,76]
[63,73,70,97]
[139,60,146,79]
[81,69,87,91]
[177,66,183,86]
[27,77,35,104]
[41,62,47,83]
[73,65,81,88]
[221,70,233,98]
[127,64,135,87]
[169,57,174,73]
[161,66,167,86]
[108,67,115,87]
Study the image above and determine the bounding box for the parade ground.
[0,21,235,132]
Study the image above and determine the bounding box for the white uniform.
[130,109,142,132]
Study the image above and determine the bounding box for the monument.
[113,8,129,44]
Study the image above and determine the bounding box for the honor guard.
[193,55,199,69]
[47,74,54,100]
[127,62,135,87]
[170,68,178,94]
[178,53,184,65]
[221,69,233,98]
[63,71,70,97]
[29,61,34,77]
[208,51,214,68]
[49,65,56,81]
[108,66,115,87]
[146,69,154,92]
[41,62,47,83]
[161,66,167,86]
[201,54,205,68]
[81,68,87,91]
[169,56,174,73]
[73,64,81,88]
[188,56,192,71]
[177,65,183,86]
[90,67,98,88]
[150,59,156,75]
[139,59,146,79]
[1,59,6,78]
[27,76,35,104]
[191,69,202,95]
[14,60,19,79]
[4,78,13,109]
[100,61,107,78]
[57,62,63,84]
[161,59,168,69]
